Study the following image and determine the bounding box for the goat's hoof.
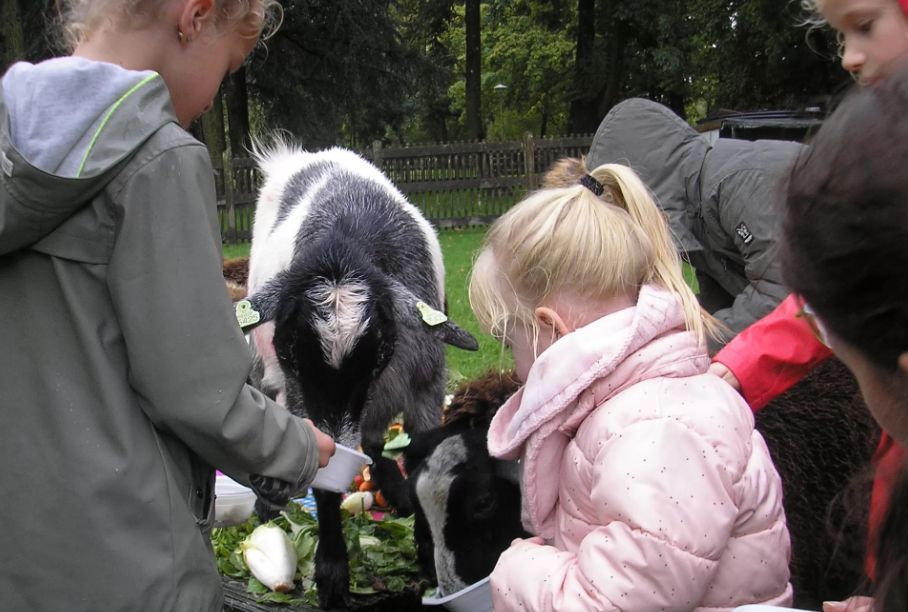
[315,568,351,610]
[316,584,350,610]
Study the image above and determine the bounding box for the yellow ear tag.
[235,299,261,328]
[416,301,447,326]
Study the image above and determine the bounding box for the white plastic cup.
[422,576,492,612]
[214,474,257,527]
[310,443,373,493]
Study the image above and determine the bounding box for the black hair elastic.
[579,174,604,196]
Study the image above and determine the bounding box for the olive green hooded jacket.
[0,58,318,611]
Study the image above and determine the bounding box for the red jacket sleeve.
[712,294,833,411]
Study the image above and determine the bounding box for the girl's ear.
[178,0,215,38]
[898,352,908,375]
[534,306,570,339]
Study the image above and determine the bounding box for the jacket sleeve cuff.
[292,418,321,492]
[712,294,832,411]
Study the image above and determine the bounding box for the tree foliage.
[3,0,855,148]
[246,0,415,148]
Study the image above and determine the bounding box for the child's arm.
[107,139,321,492]
[711,293,833,411]
[708,168,791,339]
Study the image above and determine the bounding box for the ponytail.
[589,163,723,345]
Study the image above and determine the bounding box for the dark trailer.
[697,109,825,143]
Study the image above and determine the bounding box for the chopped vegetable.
[212,500,422,606]
[373,490,388,509]
[241,524,298,593]
[383,432,411,451]
[341,491,374,514]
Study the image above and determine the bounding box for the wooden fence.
[215,133,593,244]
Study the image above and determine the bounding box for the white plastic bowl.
[310,443,373,493]
[214,474,257,527]
[422,576,492,612]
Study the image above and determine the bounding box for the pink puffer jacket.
[487,285,793,611]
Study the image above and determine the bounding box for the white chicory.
[340,490,373,515]
[240,523,298,592]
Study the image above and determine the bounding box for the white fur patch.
[415,435,469,595]
[249,142,446,304]
[308,279,371,369]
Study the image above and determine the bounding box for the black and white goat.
[403,370,529,595]
[242,145,478,608]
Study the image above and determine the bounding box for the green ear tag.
[235,299,261,328]
[416,301,447,326]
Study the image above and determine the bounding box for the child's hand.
[823,597,874,612]
[303,418,336,467]
[707,362,741,392]
[511,536,545,546]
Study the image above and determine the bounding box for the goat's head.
[244,241,394,429]
[243,237,478,434]
[405,423,528,594]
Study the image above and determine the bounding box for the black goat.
[754,357,880,609]
[243,145,478,608]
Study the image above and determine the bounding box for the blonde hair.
[469,163,720,352]
[799,0,828,28]
[55,0,283,51]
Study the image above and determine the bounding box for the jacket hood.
[0,57,178,253]
[487,285,710,536]
[587,98,709,253]
[488,284,708,461]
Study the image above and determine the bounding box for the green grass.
[223,243,252,260]
[439,227,514,387]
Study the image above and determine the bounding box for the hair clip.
[579,174,604,196]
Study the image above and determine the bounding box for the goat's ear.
[406,295,480,351]
[235,274,286,332]
[439,321,479,351]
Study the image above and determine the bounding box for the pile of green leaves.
[211,501,421,606]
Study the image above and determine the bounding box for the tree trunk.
[200,89,228,166]
[598,17,628,118]
[566,0,598,134]
[464,0,483,140]
[224,67,251,157]
[2,0,25,72]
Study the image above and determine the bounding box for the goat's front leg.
[313,489,350,609]
[361,424,413,516]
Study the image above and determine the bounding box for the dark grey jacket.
[0,59,318,611]
[587,98,803,344]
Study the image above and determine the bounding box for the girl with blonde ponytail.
[471,163,792,611]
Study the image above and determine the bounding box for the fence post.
[522,131,535,191]
[222,151,237,244]
[372,140,383,169]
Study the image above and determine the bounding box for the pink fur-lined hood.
[487,284,710,534]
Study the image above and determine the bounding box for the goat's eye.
[473,495,495,518]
